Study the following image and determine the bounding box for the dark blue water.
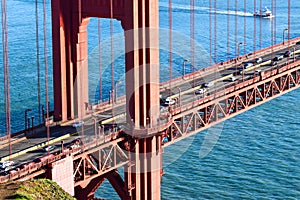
[1,0,300,199]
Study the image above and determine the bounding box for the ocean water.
[0,0,300,199]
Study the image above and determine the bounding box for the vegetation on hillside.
[0,179,75,200]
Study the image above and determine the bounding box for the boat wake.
[160,2,253,17]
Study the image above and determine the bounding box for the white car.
[195,88,207,94]
[229,76,237,82]
[244,62,254,69]
[72,120,84,127]
[164,97,176,105]
[0,161,14,169]
[43,145,55,152]
[255,57,263,63]
[203,82,214,88]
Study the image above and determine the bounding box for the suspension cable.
[271,0,275,46]
[259,0,262,49]
[253,0,257,54]
[2,0,11,157]
[273,0,276,44]
[227,0,230,60]
[209,0,212,66]
[235,0,238,57]
[288,0,290,43]
[110,0,115,129]
[110,0,114,94]
[244,0,247,54]
[214,0,217,63]
[190,0,195,88]
[98,19,102,102]
[169,0,172,96]
[43,0,50,148]
[35,0,41,123]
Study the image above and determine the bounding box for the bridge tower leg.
[51,0,161,199]
[121,0,161,199]
[51,0,89,121]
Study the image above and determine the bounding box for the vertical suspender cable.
[271,0,274,46]
[35,0,41,123]
[110,0,114,94]
[273,0,276,44]
[244,0,247,54]
[98,19,102,102]
[288,0,290,42]
[1,0,12,157]
[270,0,275,62]
[227,0,230,60]
[214,0,217,63]
[190,0,195,87]
[253,0,256,54]
[209,0,212,66]
[169,0,172,96]
[235,0,238,57]
[259,0,262,49]
[110,0,115,128]
[78,0,85,144]
[43,0,50,148]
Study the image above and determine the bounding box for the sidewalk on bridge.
[0,125,47,150]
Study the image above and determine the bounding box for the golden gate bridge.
[0,0,298,199]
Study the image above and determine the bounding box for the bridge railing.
[160,37,300,91]
[169,59,300,115]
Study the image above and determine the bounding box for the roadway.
[1,39,300,173]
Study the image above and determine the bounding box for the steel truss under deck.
[163,60,300,146]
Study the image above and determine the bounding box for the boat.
[253,7,274,18]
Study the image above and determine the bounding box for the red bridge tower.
[51,0,161,199]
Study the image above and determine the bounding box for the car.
[203,82,214,88]
[244,62,254,69]
[273,55,284,61]
[163,97,176,105]
[284,50,292,57]
[195,88,207,94]
[43,145,55,152]
[229,76,237,82]
[255,57,263,63]
[0,161,14,169]
[72,120,84,128]
[271,61,278,66]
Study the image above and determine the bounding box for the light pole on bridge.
[236,42,243,76]
[283,28,288,45]
[177,87,181,107]
[24,109,32,130]
[115,80,121,103]
[182,59,190,79]
[237,42,243,59]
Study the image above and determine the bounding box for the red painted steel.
[51,0,161,199]
[1,1,296,200]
